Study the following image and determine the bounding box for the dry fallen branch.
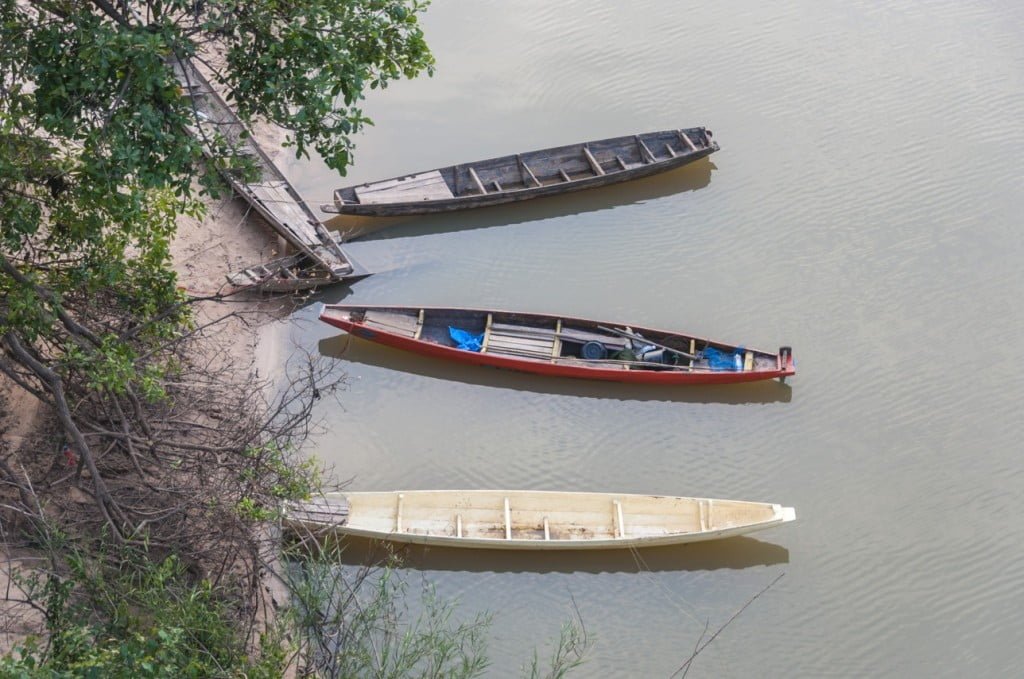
[1,285,346,635]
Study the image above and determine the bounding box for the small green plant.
[1,546,290,678]
[284,544,492,678]
[235,442,320,521]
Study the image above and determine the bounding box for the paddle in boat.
[318,304,795,385]
[285,490,795,550]
[321,127,718,216]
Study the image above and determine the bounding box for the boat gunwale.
[285,490,795,550]
[319,303,795,381]
[325,128,719,215]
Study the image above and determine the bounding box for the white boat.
[285,490,795,550]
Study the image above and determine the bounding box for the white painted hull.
[286,490,795,550]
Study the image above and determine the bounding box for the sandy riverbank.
[1,118,299,654]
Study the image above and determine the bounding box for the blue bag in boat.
[703,346,744,371]
[449,327,484,352]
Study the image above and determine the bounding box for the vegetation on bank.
[0,0,560,675]
[0,1,595,675]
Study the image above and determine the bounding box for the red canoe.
[319,304,794,385]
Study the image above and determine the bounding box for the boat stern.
[702,128,720,152]
[777,505,797,523]
[318,304,358,331]
[778,346,796,380]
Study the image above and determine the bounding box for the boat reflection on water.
[317,334,792,405]
[325,159,716,242]
[286,533,789,575]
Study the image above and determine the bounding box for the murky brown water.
[274,0,1024,674]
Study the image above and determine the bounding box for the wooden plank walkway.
[169,58,360,280]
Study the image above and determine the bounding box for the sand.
[0,118,300,654]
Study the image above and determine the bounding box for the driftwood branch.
[671,572,786,679]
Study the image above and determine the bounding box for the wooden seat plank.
[635,135,656,163]
[468,167,487,194]
[582,146,606,176]
[519,156,542,187]
[414,309,425,340]
[504,498,512,540]
[481,313,494,351]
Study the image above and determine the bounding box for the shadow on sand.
[317,334,792,405]
[324,159,717,242]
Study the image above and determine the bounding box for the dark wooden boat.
[318,304,794,385]
[321,127,718,216]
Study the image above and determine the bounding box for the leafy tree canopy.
[0,0,432,379]
[0,0,432,535]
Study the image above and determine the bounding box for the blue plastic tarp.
[449,327,484,352]
[703,346,744,371]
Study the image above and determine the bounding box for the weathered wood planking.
[319,304,796,386]
[486,333,555,358]
[287,497,351,526]
[324,127,719,216]
[169,57,359,279]
[363,310,421,337]
[355,170,454,204]
[489,322,629,349]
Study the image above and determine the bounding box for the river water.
[276,1,1024,675]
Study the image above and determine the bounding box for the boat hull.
[319,304,795,385]
[325,127,718,216]
[286,490,795,550]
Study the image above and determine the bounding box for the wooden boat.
[318,304,795,385]
[285,490,796,550]
[321,127,718,216]
[226,252,370,293]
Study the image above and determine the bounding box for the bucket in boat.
[640,348,666,364]
[581,341,607,360]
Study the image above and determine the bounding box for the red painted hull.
[320,306,795,385]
